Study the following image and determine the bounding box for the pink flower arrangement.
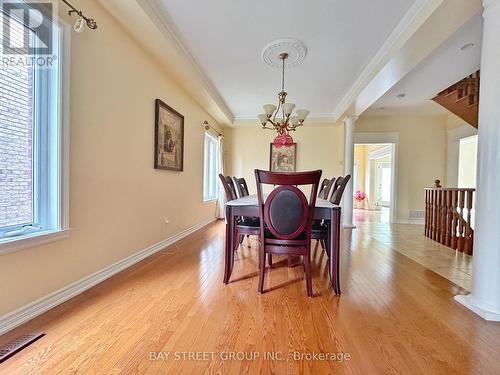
[355,191,367,202]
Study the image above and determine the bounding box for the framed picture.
[154,99,184,171]
[269,143,297,172]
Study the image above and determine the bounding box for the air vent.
[0,331,45,363]
[409,209,425,220]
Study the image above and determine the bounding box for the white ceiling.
[153,0,419,120]
[365,14,483,116]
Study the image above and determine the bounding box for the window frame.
[203,132,219,202]
[0,11,71,255]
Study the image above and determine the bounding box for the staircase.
[432,70,480,128]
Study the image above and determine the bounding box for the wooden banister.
[432,70,480,129]
[424,186,475,255]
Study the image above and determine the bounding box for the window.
[0,5,69,251]
[458,135,478,189]
[203,132,219,201]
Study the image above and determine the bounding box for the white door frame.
[354,132,399,224]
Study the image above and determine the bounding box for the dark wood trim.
[154,99,184,171]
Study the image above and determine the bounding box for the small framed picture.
[154,99,184,171]
[269,143,297,172]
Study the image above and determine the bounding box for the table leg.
[223,205,235,284]
[329,209,341,295]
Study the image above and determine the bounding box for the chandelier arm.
[267,118,277,127]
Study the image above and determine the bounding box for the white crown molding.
[136,0,234,123]
[0,217,217,335]
[331,0,443,121]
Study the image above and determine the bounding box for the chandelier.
[258,52,310,148]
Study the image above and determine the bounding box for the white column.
[342,116,357,228]
[455,0,500,321]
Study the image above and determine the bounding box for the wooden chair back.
[218,174,237,201]
[232,177,249,198]
[318,179,330,199]
[254,170,322,241]
[330,175,351,205]
[319,178,336,200]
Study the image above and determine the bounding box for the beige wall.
[0,2,223,316]
[227,122,344,194]
[356,115,447,221]
[353,145,367,193]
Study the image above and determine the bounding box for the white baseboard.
[455,294,500,321]
[0,217,216,336]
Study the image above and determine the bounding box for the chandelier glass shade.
[258,53,309,148]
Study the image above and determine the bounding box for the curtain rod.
[204,121,223,137]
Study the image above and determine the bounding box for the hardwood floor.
[354,208,473,290]
[1,220,500,374]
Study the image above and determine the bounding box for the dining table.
[224,194,342,294]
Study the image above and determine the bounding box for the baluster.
[431,189,437,241]
[436,189,441,243]
[457,190,465,252]
[451,190,458,250]
[437,189,444,243]
[440,190,446,245]
[425,190,430,237]
[465,190,474,255]
[445,190,452,247]
[433,189,439,242]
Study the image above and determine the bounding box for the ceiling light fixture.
[258,52,309,148]
[460,43,475,51]
[62,0,98,32]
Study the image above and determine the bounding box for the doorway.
[353,133,398,224]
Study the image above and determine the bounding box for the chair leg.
[320,238,326,250]
[234,233,244,252]
[304,252,313,297]
[268,254,273,267]
[258,248,266,294]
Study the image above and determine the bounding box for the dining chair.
[313,177,336,248]
[317,179,330,199]
[232,177,250,198]
[218,174,259,251]
[330,175,351,205]
[312,175,351,252]
[255,169,322,297]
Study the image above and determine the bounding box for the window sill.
[0,228,72,256]
[203,198,218,203]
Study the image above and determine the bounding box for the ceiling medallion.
[261,38,307,69]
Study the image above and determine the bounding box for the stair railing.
[424,182,475,255]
